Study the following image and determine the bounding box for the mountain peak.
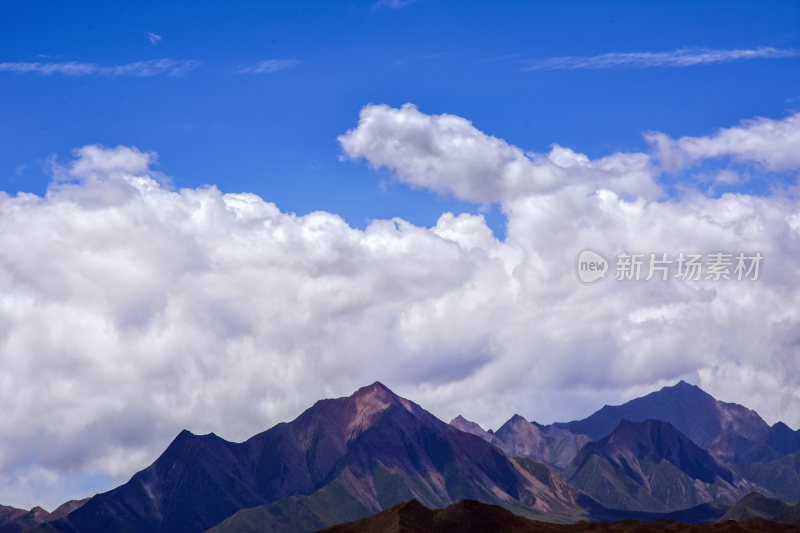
[353,381,395,398]
[351,381,402,409]
[164,428,196,450]
[449,415,507,449]
[344,381,415,437]
[662,379,708,397]
[449,414,485,432]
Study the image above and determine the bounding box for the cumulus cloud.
[645,112,800,172]
[1,111,799,510]
[237,59,301,74]
[0,59,200,77]
[338,103,661,203]
[525,46,800,70]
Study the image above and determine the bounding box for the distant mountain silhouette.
[0,500,86,533]
[721,492,794,522]
[553,381,799,464]
[0,505,48,533]
[455,382,799,473]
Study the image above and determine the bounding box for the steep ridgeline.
[561,419,758,513]
[36,383,599,533]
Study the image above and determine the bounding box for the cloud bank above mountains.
[1,105,799,509]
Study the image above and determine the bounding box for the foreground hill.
[721,492,794,522]
[316,498,800,533]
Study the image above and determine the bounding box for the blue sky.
[2,0,800,511]
[2,0,799,233]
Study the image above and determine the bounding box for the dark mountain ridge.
[316,498,800,533]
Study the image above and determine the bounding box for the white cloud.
[525,47,800,70]
[646,112,800,172]
[145,32,162,45]
[338,103,661,203]
[0,59,201,77]
[238,59,301,74]
[1,111,800,510]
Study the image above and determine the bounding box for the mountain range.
[550,380,795,464]
[2,380,798,533]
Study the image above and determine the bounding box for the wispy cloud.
[145,32,162,46]
[373,0,421,10]
[0,58,201,77]
[525,46,800,70]
[238,59,301,74]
